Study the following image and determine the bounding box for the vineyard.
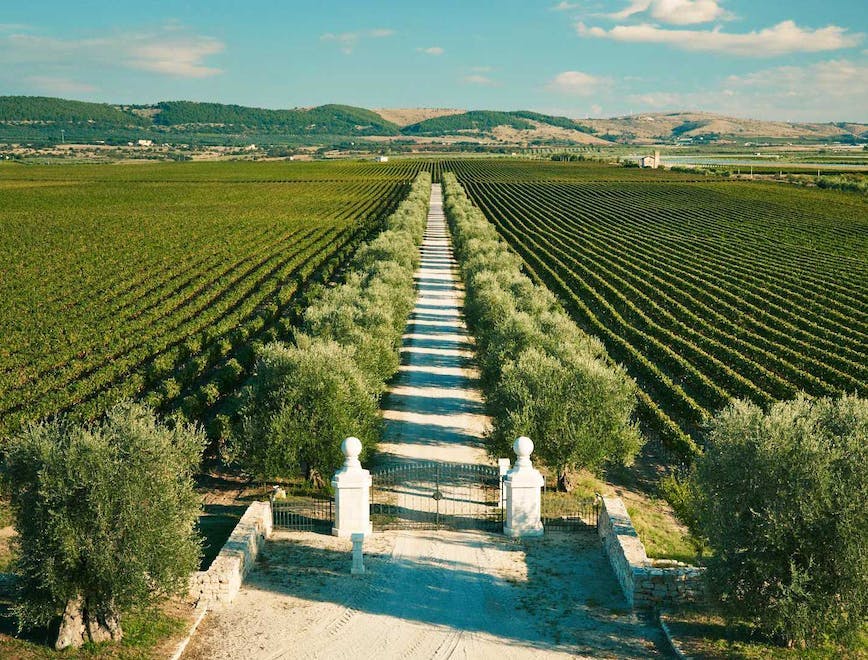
[445,160,868,454]
[0,161,416,439]
[2,157,866,456]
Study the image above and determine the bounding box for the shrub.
[692,395,868,647]
[230,339,380,484]
[1,402,204,650]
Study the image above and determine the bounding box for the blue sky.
[1,1,866,121]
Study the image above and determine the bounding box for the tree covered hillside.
[510,111,597,134]
[0,96,147,126]
[0,96,401,138]
[400,109,603,138]
[153,101,401,135]
[402,111,536,135]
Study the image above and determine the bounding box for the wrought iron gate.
[370,462,504,531]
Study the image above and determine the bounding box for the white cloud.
[320,28,394,54]
[609,0,731,25]
[552,1,582,10]
[462,74,496,85]
[25,76,97,94]
[418,46,444,56]
[128,36,223,77]
[577,20,861,56]
[0,26,224,78]
[546,70,608,95]
[628,60,868,121]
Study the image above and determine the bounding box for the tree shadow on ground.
[197,504,246,570]
[242,530,669,657]
[382,392,484,416]
[379,418,486,450]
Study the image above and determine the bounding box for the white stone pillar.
[331,437,372,538]
[503,437,544,538]
[351,533,366,575]
[498,458,511,508]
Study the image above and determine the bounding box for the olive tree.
[229,338,380,485]
[488,347,642,490]
[2,402,204,650]
[693,395,868,647]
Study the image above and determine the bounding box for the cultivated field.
[3,158,866,456]
[0,161,417,438]
[447,160,868,453]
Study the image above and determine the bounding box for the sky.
[1,1,866,122]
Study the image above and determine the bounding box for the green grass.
[0,605,186,659]
[663,609,868,659]
[626,502,698,564]
[538,468,697,563]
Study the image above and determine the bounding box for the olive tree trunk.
[557,468,574,492]
[55,595,122,650]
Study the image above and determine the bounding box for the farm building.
[639,150,660,169]
[376,155,389,163]
[136,139,153,147]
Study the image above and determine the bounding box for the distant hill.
[398,109,610,145]
[0,97,864,146]
[402,110,536,135]
[374,108,465,127]
[0,96,147,126]
[0,97,400,140]
[151,101,400,136]
[580,111,868,144]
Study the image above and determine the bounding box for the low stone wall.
[189,500,272,609]
[598,496,703,609]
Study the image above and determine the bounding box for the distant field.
[0,160,414,439]
[449,160,868,453]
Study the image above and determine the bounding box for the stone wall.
[189,500,272,609]
[597,496,703,609]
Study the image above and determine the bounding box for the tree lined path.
[377,183,489,468]
[182,185,667,659]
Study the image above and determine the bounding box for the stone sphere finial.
[341,437,363,470]
[342,436,362,459]
[513,436,534,467]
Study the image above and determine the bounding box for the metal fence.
[271,494,333,532]
[541,491,601,531]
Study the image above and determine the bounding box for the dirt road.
[183,530,668,659]
[377,183,489,468]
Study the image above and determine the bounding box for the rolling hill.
[1,97,865,147]
[578,111,868,143]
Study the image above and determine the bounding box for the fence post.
[331,437,372,538]
[503,437,544,538]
